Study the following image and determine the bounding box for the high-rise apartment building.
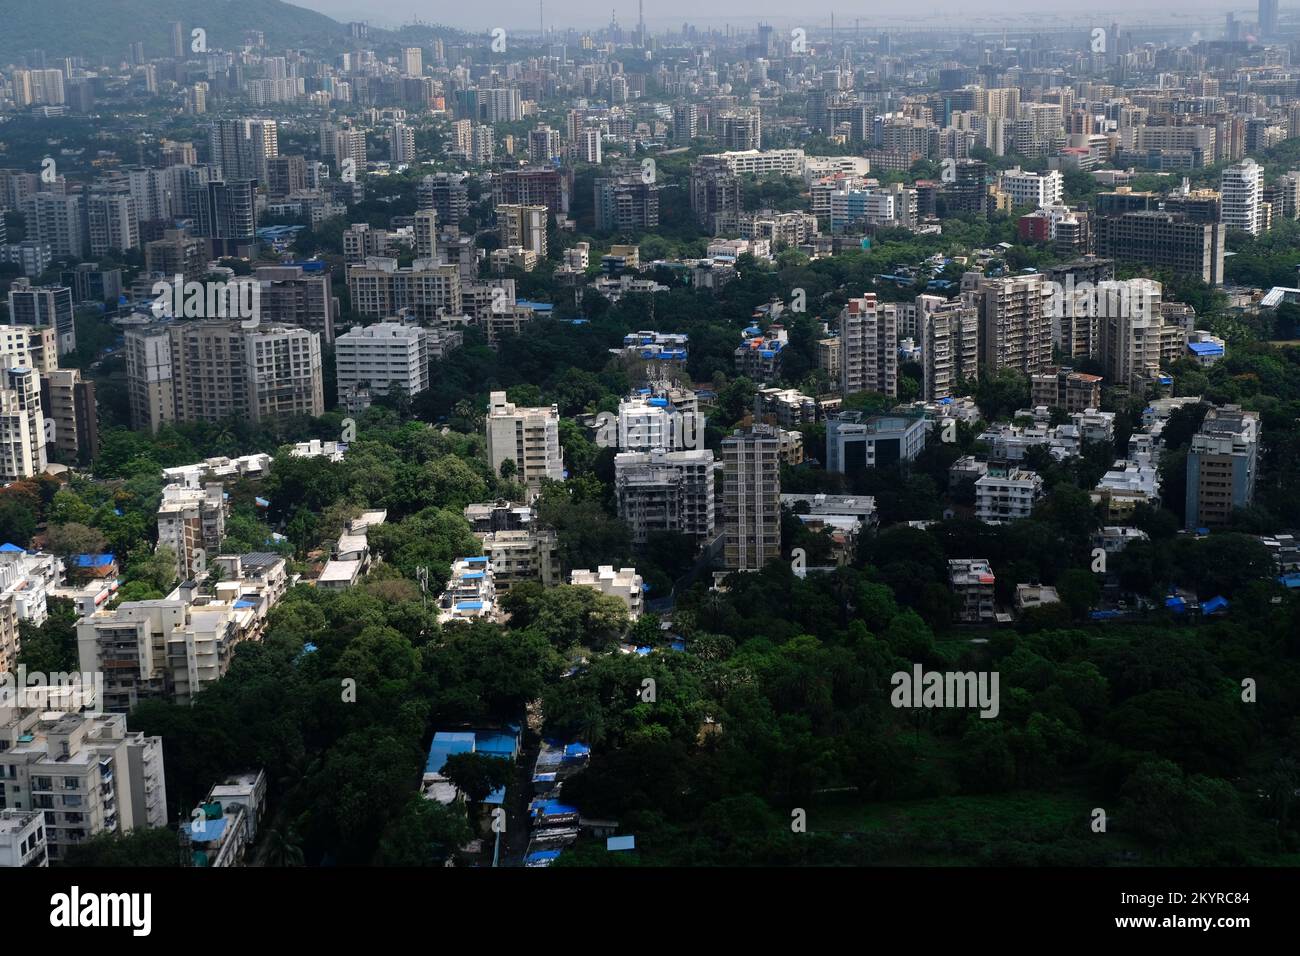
[973,274,1053,377]
[486,391,565,492]
[721,425,781,570]
[334,322,431,400]
[124,321,323,431]
[417,173,470,227]
[1221,159,1264,236]
[1095,211,1225,285]
[156,480,226,580]
[918,295,979,400]
[840,295,899,397]
[253,265,338,344]
[595,168,660,232]
[40,368,98,466]
[85,191,139,257]
[18,193,83,259]
[615,448,717,546]
[497,204,549,259]
[0,367,47,481]
[7,279,75,355]
[346,257,462,322]
[1185,405,1260,529]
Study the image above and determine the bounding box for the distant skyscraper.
[1259,0,1279,36]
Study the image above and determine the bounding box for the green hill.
[0,0,350,62]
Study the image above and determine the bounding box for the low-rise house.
[570,566,644,620]
[949,558,996,623]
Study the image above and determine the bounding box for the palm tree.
[262,826,305,867]
[453,399,483,432]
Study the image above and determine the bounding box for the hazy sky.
[295,1,1253,33]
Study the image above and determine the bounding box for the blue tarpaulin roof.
[1165,596,1186,612]
[192,816,228,844]
[233,600,256,609]
[76,554,115,567]
[1202,596,1229,614]
[425,732,475,775]
[0,543,25,553]
[532,799,579,817]
[1188,341,1224,355]
[564,742,591,759]
[475,732,518,758]
[607,835,636,851]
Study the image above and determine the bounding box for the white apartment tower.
[1221,159,1264,236]
[486,391,565,492]
[334,322,431,399]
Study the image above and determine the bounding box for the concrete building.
[1185,405,1260,529]
[77,555,288,709]
[840,295,899,397]
[996,167,1064,208]
[721,426,782,571]
[826,412,928,473]
[124,321,323,431]
[781,493,878,560]
[38,368,98,466]
[156,480,226,581]
[497,204,549,259]
[1092,458,1162,521]
[334,322,430,399]
[754,388,817,428]
[186,769,267,868]
[1095,211,1225,285]
[0,709,167,865]
[439,557,496,623]
[570,567,644,620]
[253,265,338,344]
[0,809,47,868]
[478,529,561,592]
[346,257,463,322]
[1094,279,1181,391]
[949,558,996,623]
[0,367,47,481]
[614,448,716,546]
[7,280,75,356]
[973,274,1053,377]
[975,468,1044,523]
[85,191,139,258]
[1221,158,1264,236]
[919,295,979,401]
[1030,367,1102,413]
[486,391,564,492]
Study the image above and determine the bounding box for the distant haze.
[295,0,1254,33]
